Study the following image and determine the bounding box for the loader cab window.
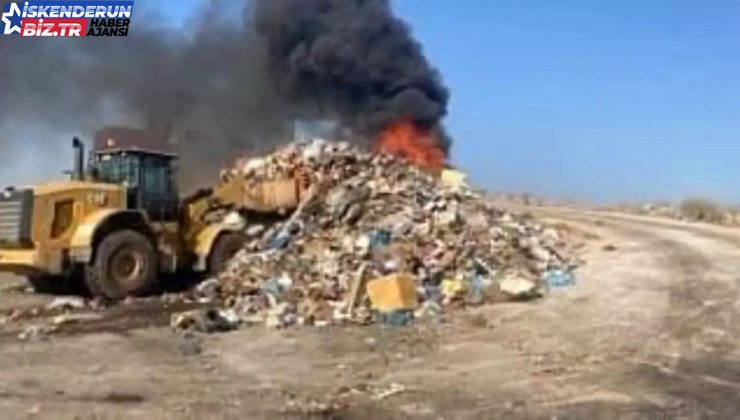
[95,153,140,187]
[137,153,179,222]
[142,157,171,196]
[94,151,178,222]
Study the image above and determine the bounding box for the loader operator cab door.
[93,150,179,222]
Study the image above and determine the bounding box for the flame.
[374,121,445,171]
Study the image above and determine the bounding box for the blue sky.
[6,1,739,204]
[390,0,740,203]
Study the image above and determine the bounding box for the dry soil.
[1,208,740,418]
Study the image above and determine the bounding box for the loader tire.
[85,230,158,300]
[26,275,74,295]
[209,232,247,274]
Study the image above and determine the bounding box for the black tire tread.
[85,229,158,300]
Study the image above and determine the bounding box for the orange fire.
[374,121,445,171]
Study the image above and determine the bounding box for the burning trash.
[374,121,446,172]
[186,139,580,330]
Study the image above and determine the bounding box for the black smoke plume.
[0,0,449,187]
[254,0,450,151]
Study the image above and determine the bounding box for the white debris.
[46,297,86,312]
[500,277,538,299]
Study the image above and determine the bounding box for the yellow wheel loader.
[0,136,303,300]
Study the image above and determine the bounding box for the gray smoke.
[254,0,450,152]
[0,0,449,187]
[0,0,289,188]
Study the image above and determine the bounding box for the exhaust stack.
[72,137,85,181]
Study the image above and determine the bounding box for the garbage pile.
[186,139,579,330]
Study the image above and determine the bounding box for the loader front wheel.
[209,232,246,274]
[85,230,158,300]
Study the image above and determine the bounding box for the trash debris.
[194,278,221,301]
[543,269,576,288]
[372,383,408,400]
[369,229,392,249]
[262,273,294,298]
[51,313,102,326]
[281,393,346,416]
[171,308,240,334]
[46,296,86,312]
[376,310,414,327]
[415,300,442,321]
[500,276,539,300]
[192,139,579,328]
[18,324,57,341]
[265,303,297,329]
[346,263,368,316]
[366,274,418,312]
[468,274,497,305]
[441,168,468,190]
[52,314,76,326]
[441,277,467,302]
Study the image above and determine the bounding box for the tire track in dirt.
[536,209,740,417]
[633,234,740,416]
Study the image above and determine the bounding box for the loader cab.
[92,149,179,222]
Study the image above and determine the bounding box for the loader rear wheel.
[85,230,158,300]
[26,275,74,295]
[209,232,247,274]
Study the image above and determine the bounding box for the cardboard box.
[366,273,418,312]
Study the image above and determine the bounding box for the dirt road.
[2,208,740,418]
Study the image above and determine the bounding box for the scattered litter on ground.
[52,314,76,326]
[46,297,87,312]
[372,383,408,400]
[543,269,577,289]
[18,324,57,341]
[171,308,240,334]
[51,313,103,326]
[281,393,346,416]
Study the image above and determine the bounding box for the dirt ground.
[2,207,740,418]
